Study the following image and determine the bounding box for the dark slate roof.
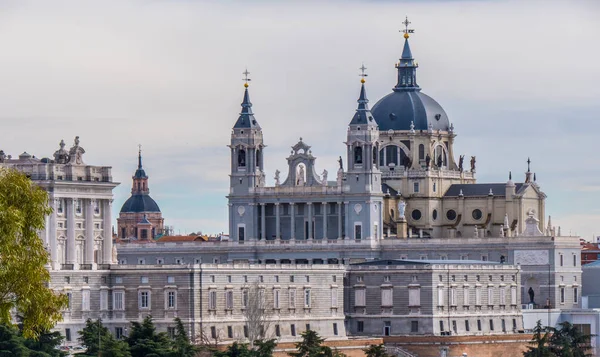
[382,183,399,196]
[443,183,525,197]
[120,194,161,213]
[233,88,261,129]
[349,83,377,126]
[371,91,449,131]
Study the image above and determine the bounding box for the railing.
[61,264,74,270]
[381,168,475,180]
[79,264,93,270]
[386,345,418,357]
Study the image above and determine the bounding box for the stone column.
[49,198,58,270]
[260,203,266,240]
[290,203,295,240]
[228,203,234,240]
[85,199,95,265]
[66,198,76,265]
[275,203,280,239]
[322,202,328,239]
[102,199,113,264]
[307,202,313,239]
[337,202,342,240]
[344,202,350,239]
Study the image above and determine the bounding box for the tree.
[24,329,67,357]
[127,316,171,357]
[243,281,273,344]
[523,320,556,357]
[213,342,253,357]
[289,330,332,357]
[0,323,66,357]
[169,317,197,357]
[363,344,388,357]
[78,319,130,357]
[549,321,593,357]
[253,339,277,357]
[0,168,68,338]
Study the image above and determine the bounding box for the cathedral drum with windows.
[369,27,546,239]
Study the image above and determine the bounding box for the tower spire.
[350,64,376,125]
[233,68,260,129]
[394,16,420,92]
[138,144,142,170]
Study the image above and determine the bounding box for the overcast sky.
[0,0,598,239]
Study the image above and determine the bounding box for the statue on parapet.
[470,156,476,172]
[458,155,464,172]
[425,154,431,169]
[338,156,344,171]
[274,170,280,186]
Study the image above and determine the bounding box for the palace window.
[167,291,176,309]
[139,291,150,309]
[113,291,124,310]
[225,290,234,310]
[289,289,296,308]
[355,289,366,306]
[209,291,217,310]
[304,289,311,308]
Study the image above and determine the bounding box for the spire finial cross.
[359,63,368,83]
[401,16,415,38]
[527,157,531,172]
[138,144,142,155]
[242,68,251,87]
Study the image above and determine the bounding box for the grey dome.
[120,194,161,213]
[371,91,449,131]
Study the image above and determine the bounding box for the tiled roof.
[156,235,208,242]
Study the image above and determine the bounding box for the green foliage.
[169,317,197,357]
[0,323,66,357]
[363,344,388,357]
[127,316,171,357]
[213,339,277,357]
[0,168,68,338]
[253,339,276,357]
[549,321,594,357]
[289,330,332,357]
[214,342,253,357]
[78,319,130,357]
[524,320,594,357]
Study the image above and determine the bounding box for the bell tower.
[229,70,266,196]
[345,65,382,194]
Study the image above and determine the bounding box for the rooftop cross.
[242,68,251,88]
[527,157,531,172]
[359,63,368,83]
[401,16,415,39]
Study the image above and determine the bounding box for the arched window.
[238,149,246,167]
[354,147,363,164]
[433,144,448,169]
[419,144,425,161]
[385,146,398,166]
[256,149,261,168]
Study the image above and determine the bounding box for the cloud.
[0,0,597,237]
